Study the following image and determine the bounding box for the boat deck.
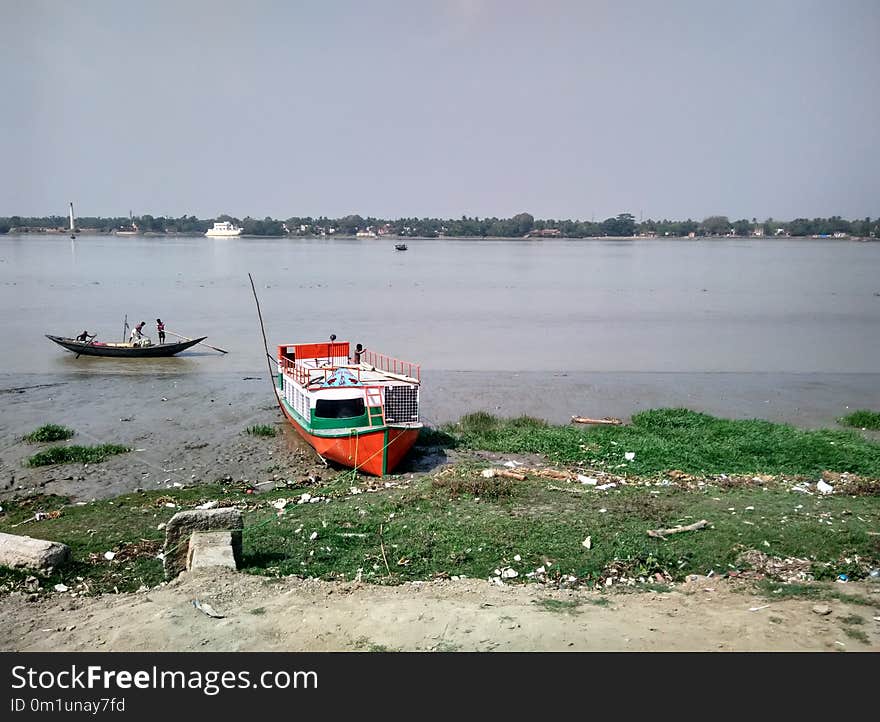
[278,341,420,389]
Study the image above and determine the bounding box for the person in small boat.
[129,321,149,346]
[156,318,165,344]
[75,330,95,343]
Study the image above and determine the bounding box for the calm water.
[1,235,878,426]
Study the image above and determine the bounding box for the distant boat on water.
[68,202,76,239]
[395,243,408,251]
[206,221,243,237]
[114,210,139,236]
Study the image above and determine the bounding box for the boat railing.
[361,350,420,382]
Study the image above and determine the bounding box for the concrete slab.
[186,531,238,571]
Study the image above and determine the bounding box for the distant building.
[752,227,765,237]
[526,228,561,238]
[833,231,849,238]
[356,230,377,238]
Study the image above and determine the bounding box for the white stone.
[0,532,71,572]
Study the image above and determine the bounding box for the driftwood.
[647,519,710,539]
[571,416,623,426]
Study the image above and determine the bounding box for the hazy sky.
[2,0,878,220]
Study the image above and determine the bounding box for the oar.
[166,329,228,354]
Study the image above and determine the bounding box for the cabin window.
[315,397,365,419]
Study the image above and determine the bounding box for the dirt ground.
[1,570,878,652]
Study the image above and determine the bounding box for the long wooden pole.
[165,329,228,354]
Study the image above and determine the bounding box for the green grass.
[839,410,880,431]
[534,598,582,614]
[755,581,875,606]
[26,444,130,467]
[3,470,879,597]
[23,424,75,443]
[443,408,880,477]
[842,628,870,644]
[4,409,880,597]
[246,425,277,437]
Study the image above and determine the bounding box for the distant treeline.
[1,212,877,238]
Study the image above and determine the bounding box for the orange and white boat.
[275,340,422,476]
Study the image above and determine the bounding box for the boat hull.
[45,335,205,358]
[277,397,419,476]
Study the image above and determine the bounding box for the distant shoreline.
[2,230,877,242]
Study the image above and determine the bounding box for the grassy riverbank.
[1,410,878,597]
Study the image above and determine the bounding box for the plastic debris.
[624,451,635,461]
[816,480,834,495]
[309,531,318,541]
[103,551,116,561]
[500,567,518,579]
[192,599,224,618]
[53,583,68,592]
[195,500,218,510]
[582,536,592,550]
[577,475,598,485]
[513,554,521,562]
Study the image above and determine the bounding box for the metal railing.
[361,350,420,382]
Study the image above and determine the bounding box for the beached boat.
[205,221,243,237]
[395,243,408,251]
[45,334,206,358]
[275,340,422,475]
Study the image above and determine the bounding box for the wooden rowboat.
[46,334,206,358]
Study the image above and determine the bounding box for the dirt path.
[2,571,878,652]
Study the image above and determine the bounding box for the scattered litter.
[192,599,224,618]
[513,554,521,562]
[582,536,592,550]
[599,508,607,513]
[577,475,597,485]
[103,551,115,561]
[195,501,218,510]
[812,605,832,616]
[53,584,68,592]
[309,532,318,541]
[298,493,312,504]
[164,503,176,509]
[624,452,635,461]
[503,460,523,468]
[816,480,834,495]
[156,522,166,531]
[271,499,288,510]
[749,605,770,612]
[595,482,617,491]
[480,469,495,478]
[500,567,518,579]
[837,574,849,583]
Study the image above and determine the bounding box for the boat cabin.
[276,341,420,431]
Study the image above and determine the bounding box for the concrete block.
[164,507,242,579]
[186,531,238,571]
[0,532,71,572]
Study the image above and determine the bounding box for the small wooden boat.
[394,243,408,251]
[46,334,206,358]
[275,340,421,475]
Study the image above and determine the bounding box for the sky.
[1,0,878,221]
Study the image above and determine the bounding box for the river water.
[1,234,878,430]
